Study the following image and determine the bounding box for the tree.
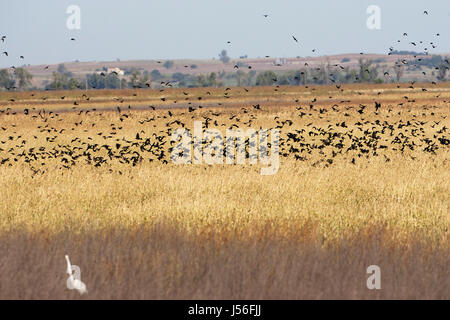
[358,58,372,82]
[0,69,15,90]
[172,72,187,83]
[347,69,358,83]
[163,60,174,69]
[67,78,79,90]
[45,64,81,90]
[208,72,217,87]
[57,63,73,77]
[195,72,222,87]
[393,60,405,82]
[50,71,65,90]
[309,65,328,84]
[105,73,121,89]
[219,50,230,64]
[367,65,379,82]
[128,69,150,88]
[195,74,208,87]
[150,69,163,80]
[129,69,141,88]
[437,59,449,81]
[234,70,254,86]
[48,70,76,90]
[255,71,277,86]
[356,58,382,83]
[86,73,105,89]
[139,71,151,88]
[14,68,33,90]
[296,69,308,85]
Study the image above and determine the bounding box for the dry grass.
[0,84,448,299]
[1,158,448,245]
[1,226,449,300]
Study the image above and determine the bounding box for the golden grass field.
[0,83,449,299]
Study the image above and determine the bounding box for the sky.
[0,0,449,68]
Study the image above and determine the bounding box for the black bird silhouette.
[292,36,299,43]
[375,102,381,112]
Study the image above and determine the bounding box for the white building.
[97,67,125,76]
[107,67,124,76]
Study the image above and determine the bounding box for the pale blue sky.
[0,0,449,67]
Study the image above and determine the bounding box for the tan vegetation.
[0,83,448,299]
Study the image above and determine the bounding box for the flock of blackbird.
[0,9,449,176]
[0,84,448,177]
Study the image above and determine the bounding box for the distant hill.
[389,50,426,56]
[22,53,431,87]
[2,52,445,90]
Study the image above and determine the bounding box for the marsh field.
[0,83,448,299]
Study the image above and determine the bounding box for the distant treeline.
[389,50,426,56]
[0,55,449,91]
